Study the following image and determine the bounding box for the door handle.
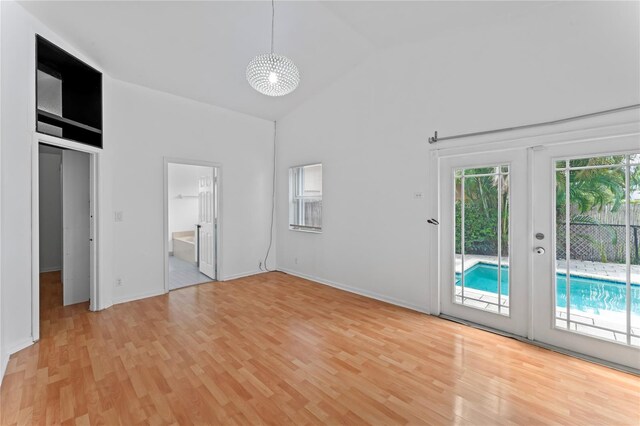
[534,247,545,255]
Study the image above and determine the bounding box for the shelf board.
[37,109,102,134]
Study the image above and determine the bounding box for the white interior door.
[439,148,529,336]
[198,174,216,279]
[61,149,91,306]
[532,135,640,369]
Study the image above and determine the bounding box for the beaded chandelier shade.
[246,0,300,97]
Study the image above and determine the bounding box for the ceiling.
[19,1,554,121]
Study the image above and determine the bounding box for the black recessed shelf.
[37,109,102,134]
[36,35,103,148]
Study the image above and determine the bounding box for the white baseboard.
[40,266,61,273]
[112,270,264,305]
[1,337,36,385]
[112,289,166,305]
[96,301,113,311]
[222,269,265,281]
[278,268,430,314]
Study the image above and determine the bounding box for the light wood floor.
[1,272,638,425]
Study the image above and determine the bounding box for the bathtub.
[172,230,196,263]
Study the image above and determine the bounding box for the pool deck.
[454,255,639,344]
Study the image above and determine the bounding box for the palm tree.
[555,155,631,263]
[556,156,626,215]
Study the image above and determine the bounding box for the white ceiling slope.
[19,1,552,120]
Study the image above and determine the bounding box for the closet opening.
[33,139,99,341]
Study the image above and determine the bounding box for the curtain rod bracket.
[428,131,438,144]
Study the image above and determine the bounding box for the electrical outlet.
[114,211,124,222]
[116,278,123,287]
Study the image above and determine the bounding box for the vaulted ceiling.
[19,1,553,120]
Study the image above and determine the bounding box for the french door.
[439,134,640,369]
[532,136,639,368]
[439,149,529,337]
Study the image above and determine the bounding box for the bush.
[455,200,500,256]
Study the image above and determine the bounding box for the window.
[289,164,322,232]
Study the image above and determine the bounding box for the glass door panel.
[554,156,638,344]
[455,166,510,315]
[439,149,528,337]
[532,136,640,369]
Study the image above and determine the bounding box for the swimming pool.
[455,262,640,315]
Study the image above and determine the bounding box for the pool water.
[455,262,640,315]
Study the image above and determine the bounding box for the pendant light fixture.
[246,0,300,96]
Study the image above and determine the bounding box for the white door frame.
[31,132,102,341]
[163,157,222,292]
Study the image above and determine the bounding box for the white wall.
[1,0,274,379]
[38,149,62,272]
[167,163,213,253]
[1,0,42,377]
[275,1,640,312]
[106,79,273,303]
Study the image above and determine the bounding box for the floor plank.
[1,271,638,425]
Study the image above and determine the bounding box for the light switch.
[114,211,124,222]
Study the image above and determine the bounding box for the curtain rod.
[427,104,640,144]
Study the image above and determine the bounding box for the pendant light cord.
[261,120,277,272]
[270,0,275,54]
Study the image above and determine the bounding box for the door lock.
[534,247,545,255]
[535,233,545,240]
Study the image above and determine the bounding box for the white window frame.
[289,163,322,233]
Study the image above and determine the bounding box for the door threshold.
[438,314,639,376]
[169,280,216,292]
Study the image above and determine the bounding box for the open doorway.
[165,160,219,290]
[37,143,93,332]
